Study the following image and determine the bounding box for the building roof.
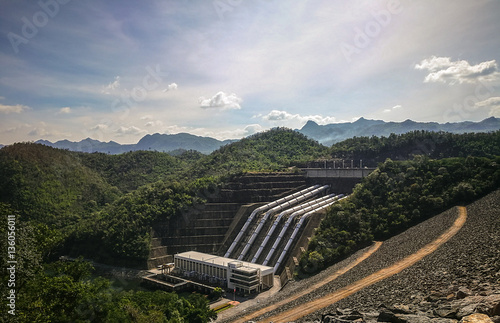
[175,251,274,275]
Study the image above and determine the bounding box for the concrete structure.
[174,251,274,294]
[303,168,375,179]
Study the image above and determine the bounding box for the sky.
[1,0,500,145]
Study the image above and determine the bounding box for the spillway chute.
[224,185,321,258]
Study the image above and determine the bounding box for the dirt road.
[230,241,383,323]
[237,206,467,323]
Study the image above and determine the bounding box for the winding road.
[234,206,467,323]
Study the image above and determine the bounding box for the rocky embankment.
[316,190,500,323]
[221,190,499,323]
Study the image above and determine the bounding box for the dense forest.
[0,216,216,322]
[76,149,204,193]
[328,130,500,166]
[1,128,499,321]
[183,128,329,179]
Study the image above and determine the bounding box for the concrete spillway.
[225,185,322,258]
[250,194,336,264]
[262,194,344,267]
[273,196,347,272]
[237,185,330,261]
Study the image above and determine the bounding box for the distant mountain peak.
[480,116,499,124]
[353,117,385,125]
[354,117,367,123]
[303,120,319,128]
[36,132,237,155]
[305,119,319,125]
[299,117,500,146]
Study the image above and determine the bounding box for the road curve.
[230,241,383,323]
[261,206,467,323]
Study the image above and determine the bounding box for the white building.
[174,251,274,294]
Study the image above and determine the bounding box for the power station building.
[174,251,274,294]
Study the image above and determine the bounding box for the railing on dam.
[302,168,376,179]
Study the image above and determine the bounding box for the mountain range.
[299,116,500,146]
[4,117,499,154]
[36,133,236,154]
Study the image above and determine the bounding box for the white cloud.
[28,122,51,137]
[26,121,70,139]
[57,107,71,115]
[115,125,147,136]
[383,104,402,113]
[262,110,337,125]
[415,57,454,72]
[90,124,109,131]
[415,56,499,84]
[0,104,30,114]
[162,83,178,92]
[199,91,242,110]
[474,97,500,117]
[242,124,263,135]
[163,125,193,134]
[101,76,121,94]
[199,124,264,140]
[145,120,164,127]
[28,128,48,137]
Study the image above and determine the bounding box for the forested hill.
[0,143,120,227]
[76,149,204,193]
[184,127,329,179]
[327,130,500,167]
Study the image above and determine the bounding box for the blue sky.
[1,0,500,144]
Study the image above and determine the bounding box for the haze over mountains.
[300,116,500,146]
[15,117,500,154]
[35,133,236,154]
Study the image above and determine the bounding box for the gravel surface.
[220,190,500,323]
[305,190,500,322]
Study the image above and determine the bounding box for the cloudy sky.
[1,0,499,144]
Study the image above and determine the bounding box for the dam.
[147,168,374,293]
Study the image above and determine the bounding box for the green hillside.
[329,130,500,166]
[300,155,500,275]
[185,127,329,179]
[0,143,120,228]
[64,179,214,266]
[77,149,203,193]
